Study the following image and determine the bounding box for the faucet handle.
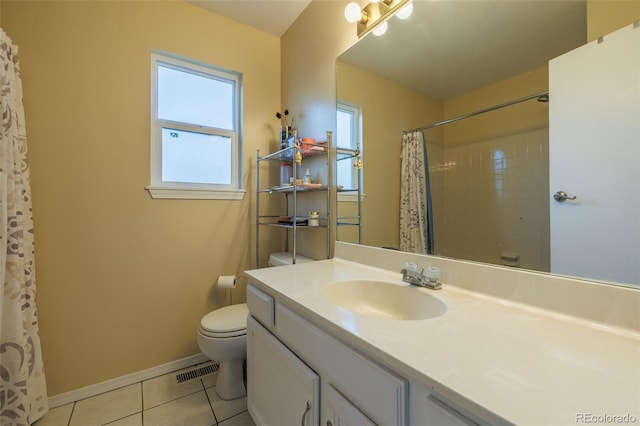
[402,262,422,274]
[425,266,441,283]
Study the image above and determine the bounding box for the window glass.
[161,128,231,184]
[149,51,242,198]
[336,103,362,191]
[157,65,234,130]
[337,109,354,149]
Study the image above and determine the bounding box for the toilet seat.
[199,303,248,338]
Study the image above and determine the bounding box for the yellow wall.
[336,61,442,248]
[1,0,281,396]
[443,66,549,145]
[280,1,357,259]
[2,0,636,400]
[587,0,640,41]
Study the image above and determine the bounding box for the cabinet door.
[422,395,479,426]
[247,316,319,426]
[276,303,408,425]
[324,385,376,426]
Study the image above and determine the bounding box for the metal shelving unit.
[336,146,362,244]
[256,143,331,267]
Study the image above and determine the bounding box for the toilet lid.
[200,303,248,334]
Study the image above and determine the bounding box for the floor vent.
[175,361,219,385]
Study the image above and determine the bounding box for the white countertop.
[245,257,640,426]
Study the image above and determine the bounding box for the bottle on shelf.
[280,162,292,186]
[304,169,312,184]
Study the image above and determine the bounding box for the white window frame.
[337,101,364,202]
[146,51,245,200]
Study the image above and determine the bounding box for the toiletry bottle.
[280,162,292,186]
[280,126,287,149]
[308,211,319,226]
[304,169,312,184]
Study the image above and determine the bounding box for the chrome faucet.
[401,262,442,290]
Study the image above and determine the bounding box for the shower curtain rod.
[409,91,549,132]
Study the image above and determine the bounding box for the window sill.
[337,193,366,202]
[146,186,246,200]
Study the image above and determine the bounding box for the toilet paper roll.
[217,275,237,289]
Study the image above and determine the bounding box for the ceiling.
[185,0,588,100]
[339,0,587,100]
[185,0,312,37]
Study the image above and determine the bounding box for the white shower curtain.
[0,29,48,425]
[400,130,433,254]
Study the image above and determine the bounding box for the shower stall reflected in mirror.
[411,93,550,271]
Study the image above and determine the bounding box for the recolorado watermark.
[576,413,638,424]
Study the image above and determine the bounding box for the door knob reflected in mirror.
[553,191,577,202]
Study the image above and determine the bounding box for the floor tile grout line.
[45,362,231,426]
[140,368,211,411]
[101,411,143,426]
[219,410,250,426]
[202,378,219,425]
[140,381,145,426]
[142,387,210,412]
[68,381,144,407]
[66,401,76,426]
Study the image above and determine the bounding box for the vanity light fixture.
[344,0,413,38]
[344,2,367,24]
[372,21,388,36]
[395,2,413,20]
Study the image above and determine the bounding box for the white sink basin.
[322,279,447,321]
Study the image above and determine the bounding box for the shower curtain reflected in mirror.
[0,28,48,424]
[398,92,550,270]
[400,130,434,254]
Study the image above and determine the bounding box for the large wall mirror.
[336,0,640,288]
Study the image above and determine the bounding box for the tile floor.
[33,363,255,426]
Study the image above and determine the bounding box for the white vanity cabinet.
[246,283,494,426]
[323,384,375,426]
[247,316,319,426]
[246,284,408,426]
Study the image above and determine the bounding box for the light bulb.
[344,2,363,23]
[395,2,413,19]
[372,21,388,36]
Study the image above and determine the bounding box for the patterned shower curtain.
[400,130,434,254]
[0,29,48,425]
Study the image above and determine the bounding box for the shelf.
[260,184,328,194]
[336,147,359,162]
[259,143,328,163]
[259,222,328,229]
[256,143,332,267]
[258,146,295,162]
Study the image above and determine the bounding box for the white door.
[549,24,640,285]
[247,316,319,426]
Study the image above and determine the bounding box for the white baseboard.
[48,353,209,409]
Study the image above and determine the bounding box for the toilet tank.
[268,252,313,267]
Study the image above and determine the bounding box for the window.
[336,102,363,200]
[147,51,244,200]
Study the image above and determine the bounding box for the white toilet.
[197,303,249,400]
[198,253,312,400]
